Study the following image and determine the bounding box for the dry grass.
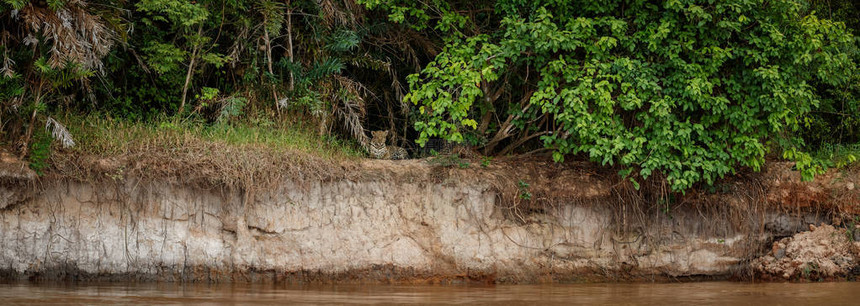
[47,114,363,189]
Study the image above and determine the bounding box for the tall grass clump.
[63,113,363,161]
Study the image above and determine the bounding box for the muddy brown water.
[1,281,859,305]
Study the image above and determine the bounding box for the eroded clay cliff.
[1,153,858,283]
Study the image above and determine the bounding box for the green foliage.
[141,42,187,74]
[426,152,470,168]
[809,0,860,33]
[28,130,52,176]
[0,70,24,104]
[29,56,95,91]
[796,0,860,151]
[357,0,469,33]
[1,0,30,10]
[811,143,860,168]
[136,0,210,27]
[326,30,361,52]
[195,87,248,123]
[480,156,492,168]
[217,96,248,123]
[1,0,857,193]
[1,0,431,151]
[197,87,220,101]
[392,0,859,191]
[517,179,531,200]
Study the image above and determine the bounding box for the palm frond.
[318,0,362,28]
[256,0,286,35]
[18,0,115,73]
[331,75,368,145]
[45,117,75,148]
[325,30,360,52]
[305,57,344,83]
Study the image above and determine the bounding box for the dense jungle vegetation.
[0,0,858,191]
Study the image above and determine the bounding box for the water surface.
[1,281,857,305]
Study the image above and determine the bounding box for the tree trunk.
[263,16,279,111]
[19,81,43,159]
[286,3,294,91]
[477,80,503,135]
[482,93,533,154]
[178,25,203,115]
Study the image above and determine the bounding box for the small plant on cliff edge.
[844,216,860,242]
[801,262,822,281]
[106,166,125,182]
[427,153,470,168]
[28,130,52,176]
[518,180,532,200]
[854,217,860,242]
[658,194,675,218]
[480,156,493,168]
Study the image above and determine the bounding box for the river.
[2,281,858,305]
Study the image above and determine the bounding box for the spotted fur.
[369,130,408,160]
[369,130,389,159]
[389,146,408,160]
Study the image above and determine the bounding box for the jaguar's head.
[370,130,388,144]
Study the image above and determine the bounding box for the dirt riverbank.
[1,148,858,283]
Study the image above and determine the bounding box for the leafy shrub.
[387,0,859,191]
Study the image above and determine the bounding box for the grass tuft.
[64,114,364,160]
[47,113,364,188]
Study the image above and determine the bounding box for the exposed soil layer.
[1,150,858,284]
